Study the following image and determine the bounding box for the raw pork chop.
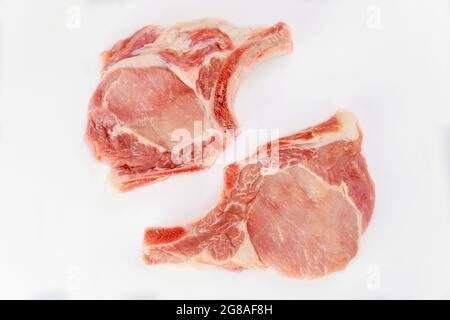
[143,110,375,278]
[85,19,292,191]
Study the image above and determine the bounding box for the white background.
[0,0,449,299]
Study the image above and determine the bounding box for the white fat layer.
[334,109,360,140]
[292,109,360,147]
[187,222,263,269]
[103,53,202,94]
[143,239,221,271]
[110,123,166,152]
[107,170,124,192]
[190,249,222,266]
[167,18,260,47]
[103,54,167,76]
[229,223,264,269]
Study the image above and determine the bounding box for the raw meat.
[143,110,375,278]
[85,19,293,191]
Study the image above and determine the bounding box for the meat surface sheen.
[85,19,293,191]
[143,110,375,278]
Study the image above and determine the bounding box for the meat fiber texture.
[143,110,375,278]
[85,19,293,191]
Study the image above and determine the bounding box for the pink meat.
[85,19,293,191]
[143,110,375,278]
